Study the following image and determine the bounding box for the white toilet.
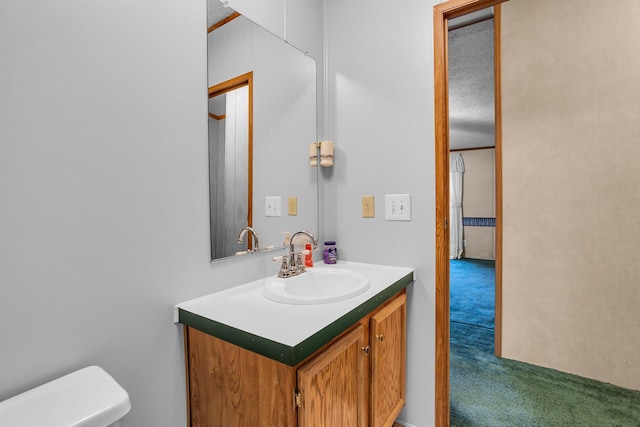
[0,366,131,427]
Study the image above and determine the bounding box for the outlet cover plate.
[288,197,298,216]
[362,195,375,218]
[385,194,411,221]
[265,196,281,217]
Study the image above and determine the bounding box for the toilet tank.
[0,366,131,427]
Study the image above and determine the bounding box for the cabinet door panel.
[187,327,296,427]
[297,324,368,427]
[370,293,407,427]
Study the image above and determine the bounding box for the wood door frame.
[434,0,506,425]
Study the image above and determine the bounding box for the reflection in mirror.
[207,0,318,262]
[208,74,253,259]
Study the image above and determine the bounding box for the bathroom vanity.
[175,261,414,427]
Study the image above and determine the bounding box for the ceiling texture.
[448,15,495,150]
[207,0,235,29]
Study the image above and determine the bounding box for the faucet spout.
[237,226,260,252]
[289,230,318,254]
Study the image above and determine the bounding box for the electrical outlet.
[385,194,411,221]
[288,197,298,216]
[265,196,281,217]
[362,196,375,218]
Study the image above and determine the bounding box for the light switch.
[385,194,411,221]
[265,196,281,217]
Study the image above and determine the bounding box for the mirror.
[207,0,318,261]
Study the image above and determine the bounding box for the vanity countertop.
[175,261,414,366]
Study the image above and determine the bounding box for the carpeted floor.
[450,258,495,354]
[450,258,640,426]
[450,258,495,331]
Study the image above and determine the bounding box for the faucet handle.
[273,255,292,278]
[273,255,289,269]
[273,255,288,267]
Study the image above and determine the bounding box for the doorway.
[448,148,497,354]
[434,0,507,425]
[447,11,497,357]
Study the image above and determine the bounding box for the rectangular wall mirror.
[207,0,318,261]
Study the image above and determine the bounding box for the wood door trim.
[433,1,507,426]
[493,2,503,360]
[208,12,241,34]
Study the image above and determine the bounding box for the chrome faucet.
[290,230,318,257]
[237,226,260,253]
[273,230,318,278]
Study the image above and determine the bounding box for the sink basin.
[264,267,371,305]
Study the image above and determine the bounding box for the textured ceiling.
[207,0,236,29]
[448,18,495,150]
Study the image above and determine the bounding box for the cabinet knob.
[361,345,370,355]
[376,334,385,342]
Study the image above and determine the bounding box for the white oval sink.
[264,267,371,305]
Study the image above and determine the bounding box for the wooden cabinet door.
[297,323,368,427]
[186,327,297,427]
[370,293,407,427]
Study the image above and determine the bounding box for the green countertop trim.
[179,309,295,363]
[179,270,413,366]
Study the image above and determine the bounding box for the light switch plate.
[385,194,411,221]
[265,196,281,217]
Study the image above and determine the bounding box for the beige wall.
[502,0,640,390]
[461,148,496,260]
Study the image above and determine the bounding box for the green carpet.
[450,259,640,426]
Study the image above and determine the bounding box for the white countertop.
[175,261,414,348]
